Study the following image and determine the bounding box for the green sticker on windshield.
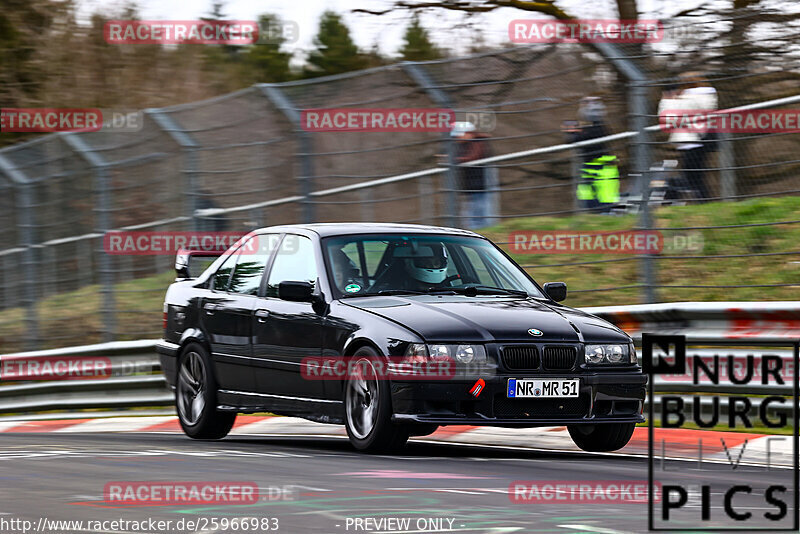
[344,283,361,293]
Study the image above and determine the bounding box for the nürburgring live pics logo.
[644,334,799,531]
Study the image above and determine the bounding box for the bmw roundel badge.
[528,328,543,336]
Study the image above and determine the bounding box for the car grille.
[542,346,577,370]
[501,346,540,371]
[493,395,588,419]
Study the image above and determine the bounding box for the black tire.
[344,346,409,453]
[568,422,635,452]
[176,342,236,439]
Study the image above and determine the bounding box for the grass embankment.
[1,196,799,352]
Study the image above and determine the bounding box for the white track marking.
[371,528,522,534]
[558,524,637,534]
[0,422,28,432]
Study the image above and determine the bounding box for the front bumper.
[391,372,647,426]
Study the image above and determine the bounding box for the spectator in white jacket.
[658,72,718,201]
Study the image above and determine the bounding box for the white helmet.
[450,121,476,138]
[404,243,449,284]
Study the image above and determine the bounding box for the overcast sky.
[77,0,686,59]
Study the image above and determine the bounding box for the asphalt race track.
[0,431,794,534]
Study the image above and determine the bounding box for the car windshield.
[323,234,543,298]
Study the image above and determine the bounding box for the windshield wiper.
[376,289,426,296]
[425,285,528,297]
[340,289,426,298]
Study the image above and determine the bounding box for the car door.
[252,234,326,399]
[201,236,270,393]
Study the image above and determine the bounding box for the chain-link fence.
[1,13,799,351]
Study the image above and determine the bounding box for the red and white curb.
[0,415,792,467]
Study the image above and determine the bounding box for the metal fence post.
[719,132,736,199]
[401,62,459,228]
[0,155,39,348]
[571,153,582,212]
[418,174,436,224]
[146,110,201,231]
[258,84,315,223]
[632,82,657,304]
[359,188,374,222]
[591,43,655,303]
[60,133,116,342]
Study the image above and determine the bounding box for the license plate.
[507,378,579,398]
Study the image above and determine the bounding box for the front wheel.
[176,343,236,439]
[344,347,409,453]
[568,422,635,452]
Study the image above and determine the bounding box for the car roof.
[254,222,485,239]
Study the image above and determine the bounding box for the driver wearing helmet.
[403,242,449,287]
[368,241,454,293]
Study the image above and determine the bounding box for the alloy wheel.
[177,351,206,425]
[346,358,380,439]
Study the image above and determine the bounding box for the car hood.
[342,295,629,343]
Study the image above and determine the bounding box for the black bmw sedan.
[157,223,646,453]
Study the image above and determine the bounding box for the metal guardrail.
[0,340,170,418]
[586,301,800,343]
[0,303,796,419]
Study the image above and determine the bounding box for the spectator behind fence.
[449,121,493,230]
[562,96,620,213]
[658,72,718,201]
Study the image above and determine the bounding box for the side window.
[329,242,363,292]
[362,240,389,277]
[228,235,276,296]
[266,235,319,297]
[212,252,237,291]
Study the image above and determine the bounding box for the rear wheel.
[568,422,635,452]
[176,343,236,439]
[344,346,409,453]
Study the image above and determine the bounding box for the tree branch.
[353,0,572,20]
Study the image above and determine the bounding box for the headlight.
[607,345,624,363]
[455,345,478,364]
[630,344,638,365]
[404,343,428,363]
[404,343,486,364]
[586,345,605,364]
[429,344,451,360]
[584,344,632,365]
[400,343,488,379]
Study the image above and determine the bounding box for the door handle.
[255,309,270,322]
[203,303,217,314]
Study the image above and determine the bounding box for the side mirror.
[175,253,190,279]
[175,249,222,280]
[543,282,567,302]
[278,281,314,302]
